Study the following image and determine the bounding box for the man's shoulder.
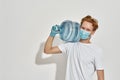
[90,43,102,52]
[90,44,103,56]
[58,42,77,48]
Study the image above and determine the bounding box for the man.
[44,15,104,80]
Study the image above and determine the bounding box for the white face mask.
[80,29,91,39]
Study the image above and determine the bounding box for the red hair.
[81,15,98,31]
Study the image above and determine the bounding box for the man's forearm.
[97,70,104,80]
[44,36,54,52]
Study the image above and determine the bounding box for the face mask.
[80,29,91,39]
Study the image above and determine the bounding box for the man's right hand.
[50,25,60,37]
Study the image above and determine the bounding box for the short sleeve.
[94,49,104,70]
[58,43,72,55]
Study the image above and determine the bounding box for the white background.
[1,0,120,80]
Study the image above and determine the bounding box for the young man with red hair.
[44,15,104,80]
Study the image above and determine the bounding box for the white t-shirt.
[58,42,104,80]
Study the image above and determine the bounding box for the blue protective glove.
[50,25,60,37]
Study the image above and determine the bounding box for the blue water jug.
[54,20,81,42]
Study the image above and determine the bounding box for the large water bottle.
[54,20,81,42]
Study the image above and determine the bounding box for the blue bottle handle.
[53,25,62,34]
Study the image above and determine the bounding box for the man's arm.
[44,36,62,54]
[97,70,104,80]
